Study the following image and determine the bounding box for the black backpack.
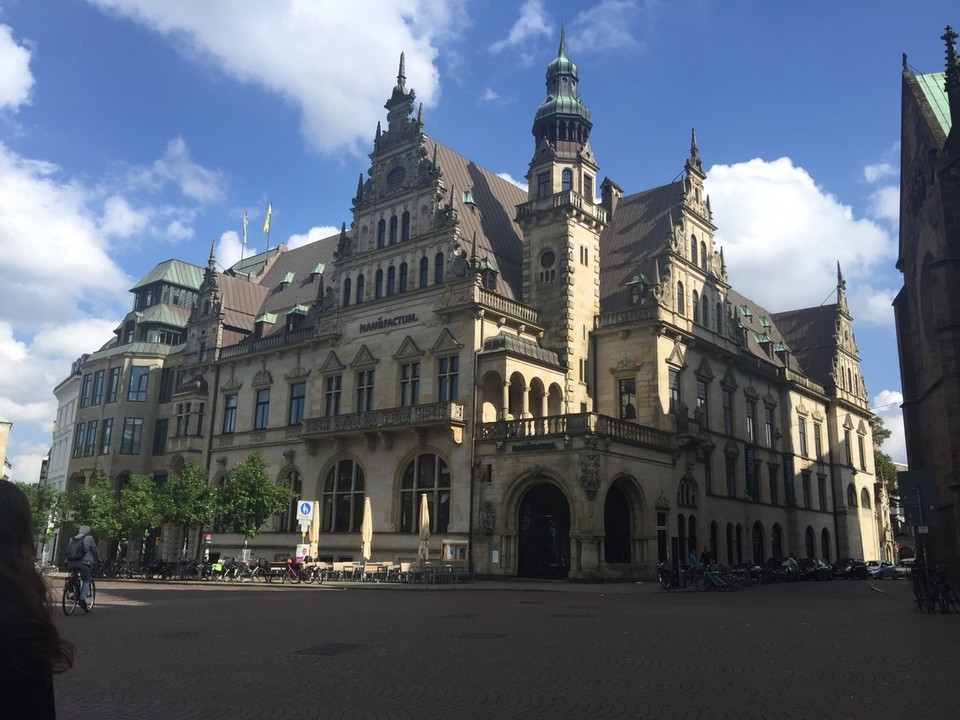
[66,535,85,562]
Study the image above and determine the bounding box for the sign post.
[296,501,316,560]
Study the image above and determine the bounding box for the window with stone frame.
[618,377,637,420]
[92,370,104,405]
[106,367,121,403]
[84,421,98,457]
[437,355,459,402]
[254,389,271,430]
[355,274,365,304]
[798,416,808,457]
[400,362,420,407]
[399,453,450,533]
[120,418,143,454]
[99,418,113,455]
[73,423,85,458]
[813,422,823,463]
[802,471,812,508]
[324,375,342,416]
[745,400,757,444]
[696,379,708,428]
[222,394,237,434]
[722,388,734,435]
[288,382,306,426]
[768,465,779,505]
[725,454,737,497]
[818,475,827,510]
[857,433,867,471]
[668,369,680,415]
[321,460,365,532]
[763,406,773,447]
[356,370,375,412]
[537,171,551,198]
[128,366,149,402]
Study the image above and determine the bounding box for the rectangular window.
[325,375,342,416]
[814,422,823,463]
[152,418,168,456]
[858,434,866,471]
[722,389,733,435]
[73,423,85,458]
[537,172,551,199]
[356,370,375,412]
[128,366,149,402]
[80,374,92,408]
[746,400,757,444]
[222,394,237,434]
[438,356,459,402]
[696,380,708,429]
[584,174,594,201]
[159,368,174,404]
[400,363,420,407]
[196,403,204,437]
[83,420,98,457]
[175,402,191,437]
[106,367,121,403]
[818,475,827,511]
[784,464,796,505]
[254,389,271,430]
[619,378,637,420]
[99,418,113,455]
[798,416,808,457]
[120,418,144,454]
[802,471,812,508]
[844,429,852,465]
[704,458,713,494]
[725,455,737,497]
[763,407,773,447]
[768,466,779,505]
[92,370,105,405]
[289,382,306,425]
[669,370,680,414]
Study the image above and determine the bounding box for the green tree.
[71,471,119,541]
[871,415,897,490]
[115,474,159,557]
[216,452,291,543]
[16,481,68,549]
[155,460,215,559]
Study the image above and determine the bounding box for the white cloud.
[864,162,896,184]
[87,0,466,155]
[867,185,899,224]
[705,157,897,326]
[287,225,340,251]
[490,0,551,55]
[100,195,151,239]
[8,454,45,484]
[216,230,247,272]
[150,137,225,203]
[872,389,906,465]
[0,24,34,111]
[481,88,499,104]
[570,0,643,54]
[496,171,526,189]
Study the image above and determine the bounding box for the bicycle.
[62,568,96,616]
[35,559,58,577]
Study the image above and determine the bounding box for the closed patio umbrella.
[418,492,430,565]
[360,496,373,562]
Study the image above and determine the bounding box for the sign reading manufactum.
[359,313,418,333]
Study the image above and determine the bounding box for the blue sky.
[1,0,955,482]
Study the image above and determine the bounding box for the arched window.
[401,211,410,241]
[688,516,697,557]
[805,526,816,558]
[677,282,685,315]
[692,290,700,323]
[726,523,734,564]
[375,269,384,299]
[400,454,450,533]
[752,522,765,565]
[561,168,573,192]
[277,471,303,532]
[355,274,365,304]
[860,487,872,509]
[387,266,396,296]
[715,302,723,333]
[322,460,365,532]
[419,257,429,288]
[389,215,398,245]
[342,278,351,308]
[399,262,408,292]
[678,513,686,560]
[700,241,708,270]
[690,236,698,266]
[702,293,709,326]
[772,524,783,558]
[820,528,831,561]
[377,219,386,248]
[847,483,858,507]
[434,252,444,284]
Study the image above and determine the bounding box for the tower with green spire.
[517,29,606,412]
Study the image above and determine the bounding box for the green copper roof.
[916,72,952,136]
[131,259,204,291]
[257,313,278,324]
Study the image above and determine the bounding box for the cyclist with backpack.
[65,526,100,611]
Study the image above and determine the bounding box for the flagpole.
[241,211,248,262]
[263,201,272,254]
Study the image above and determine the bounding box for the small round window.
[540,251,556,269]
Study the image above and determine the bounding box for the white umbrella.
[360,496,373,562]
[417,492,430,565]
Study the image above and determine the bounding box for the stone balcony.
[477,413,674,452]
[302,401,466,441]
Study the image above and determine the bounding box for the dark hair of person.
[0,481,74,674]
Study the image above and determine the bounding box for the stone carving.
[579,450,600,500]
[478,501,497,532]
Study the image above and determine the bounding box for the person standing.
[65,525,101,610]
[700,545,713,568]
[0,481,74,719]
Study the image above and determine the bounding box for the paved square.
[52,579,959,719]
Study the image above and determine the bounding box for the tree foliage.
[215,452,291,540]
[115,474,159,546]
[71,471,119,540]
[16,481,68,546]
[871,415,897,489]
[155,460,215,557]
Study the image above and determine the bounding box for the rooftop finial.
[558,23,567,57]
[208,238,216,268]
[397,52,406,89]
[690,128,700,160]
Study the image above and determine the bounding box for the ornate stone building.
[895,26,960,575]
[64,35,883,579]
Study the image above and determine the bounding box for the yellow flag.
[262,202,272,234]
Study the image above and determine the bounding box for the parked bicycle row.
[910,564,960,614]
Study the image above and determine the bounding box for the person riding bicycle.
[65,526,100,611]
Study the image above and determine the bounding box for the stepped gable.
[771,303,839,386]
[598,181,684,313]
[426,138,528,300]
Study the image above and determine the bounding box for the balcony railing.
[302,402,465,437]
[595,305,660,329]
[220,326,317,359]
[476,287,540,325]
[477,413,674,451]
[516,191,607,224]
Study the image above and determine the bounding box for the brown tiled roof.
[599,182,681,313]
[220,273,270,333]
[771,304,838,385]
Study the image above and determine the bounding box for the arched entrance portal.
[518,483,570,579]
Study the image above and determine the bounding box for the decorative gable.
[393,335,424,360]
[430,328,463,354]
[695,356,714,380]
[351,345,379,367]
[320,351,345,373]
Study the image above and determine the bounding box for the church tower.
[517,30,606,412]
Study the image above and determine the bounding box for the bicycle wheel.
[694,574,709,592]
[252,567,267,583]
[62,581,78,616]
[314,568,325,585]
[84,581,96,612]
[287,568,301,585]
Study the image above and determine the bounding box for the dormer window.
[280,272,294,289]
